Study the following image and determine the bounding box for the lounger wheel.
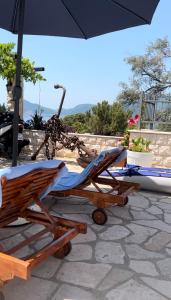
[53,241,72,259]
[92,208,107,225]
[118,196,129,207]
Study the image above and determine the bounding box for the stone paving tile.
[109,206,132,220]
[167,242,171,248]
[125,223,157,244]
[164,213,171,224]
[91,224,106,232]
[159,196,171,204]
[157,258,171,277]
[133,219,171,233]
[23,224,45,237]
[144,231,171,251]
[146,205,163,215]
[95,241,125,264]
[65,244,93,261]
[52,195,88,205]
[34,234,54,250]
[72,227,97,243]
[125,244,164,259]
[106,279,167,300]
[56,262,112,288]
[32,256,62,279]
[166,247,171,255]
[62,213,93,224]
[129,260,158,276]
[3,277,58,300]
[157,202,171,212]
[97,268,133,291]
[139,191,161,200]
[106,215,123,225]
[128,195,150,208]
[98,225,130,241]
[0,224,30,239]
[52,203,94,214]
[130,210,157,220]
[52,284,98,300]
[5,233,39,259]
[141,277,171,299]
[1,173,171,300]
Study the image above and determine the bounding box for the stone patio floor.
[1,157,171,299]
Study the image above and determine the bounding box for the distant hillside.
[23,100,93,121]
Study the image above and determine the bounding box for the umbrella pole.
[12,0,25,166]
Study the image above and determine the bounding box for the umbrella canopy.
[1,0,159,38]
[0,0,160,166]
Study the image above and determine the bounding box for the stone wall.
[22,130,46,160]
[22,129,171,168]
[22,130,123,160]
[129,130,171,168]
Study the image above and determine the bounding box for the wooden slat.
[0,161,87,286]
[0,253,30,280]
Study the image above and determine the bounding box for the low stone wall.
[22,129,171,168]
[129,130,171,168]
[22,130,46,160]
[22,130,123,159]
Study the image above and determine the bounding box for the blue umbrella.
[0,0,160,166]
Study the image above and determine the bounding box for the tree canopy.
[62,113,89,133]
[117,37,171,107]
[87,101,131,136]
[0,43,45,85]
[61,101,130,136]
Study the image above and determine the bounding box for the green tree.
[110,102,131,135]
[117,37,171,108]
[62,113,89,133]
[86,100,129,136]
[0,43,46,113]
[29,110,44,130]
[87,101,112,135]
[0,43,45,85]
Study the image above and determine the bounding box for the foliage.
[121,114,139,147]
[87,101,112,135]
[0,43,45,85]
[0,103,7,113]
[62,123,76,133]
[62,113,89,133]
[86,100,131,136]
[61,101,131,136]
[26,110,45,130]
[110,102,132,135]
[121,131,130,147]
[117,82,141,108]
[117,37,171,109]
[129,137,151,152]
[126,38,171,94]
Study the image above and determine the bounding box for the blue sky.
[0,0,170,110]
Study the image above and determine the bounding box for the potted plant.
[127,136,153,167]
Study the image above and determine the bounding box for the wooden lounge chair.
[0,160,86,289]
[50,148,140,225]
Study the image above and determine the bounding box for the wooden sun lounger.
[0,162,86,289]
[50,149,140,225]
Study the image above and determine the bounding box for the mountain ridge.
[23,99,93,121]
